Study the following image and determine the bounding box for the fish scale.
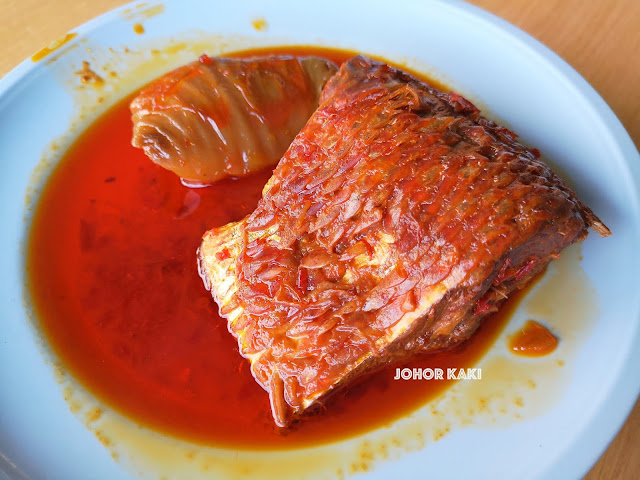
[198,56,609,427]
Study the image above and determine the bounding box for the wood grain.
[0,0,638,479]
[468,0,640,151]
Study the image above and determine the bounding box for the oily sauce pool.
[27,47,521,449]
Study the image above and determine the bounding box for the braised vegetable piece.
[198,56,610,427]
[130,55,338,185]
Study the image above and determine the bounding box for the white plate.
[1,1,639,479]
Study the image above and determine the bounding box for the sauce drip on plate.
[509,320,558,357]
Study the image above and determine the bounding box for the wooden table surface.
[1,0,638,478]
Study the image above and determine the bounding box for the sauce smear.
[27,47,520,449]
[509,320,558,357]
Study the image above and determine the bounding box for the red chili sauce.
[27,47,523,449]
[509,320,558,357]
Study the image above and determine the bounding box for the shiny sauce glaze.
[508,320,558,357]
[28,47,526,448]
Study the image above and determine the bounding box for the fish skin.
[199,56,610,427]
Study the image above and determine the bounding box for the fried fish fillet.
[131,55,337,185]
[198,56,610,427]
